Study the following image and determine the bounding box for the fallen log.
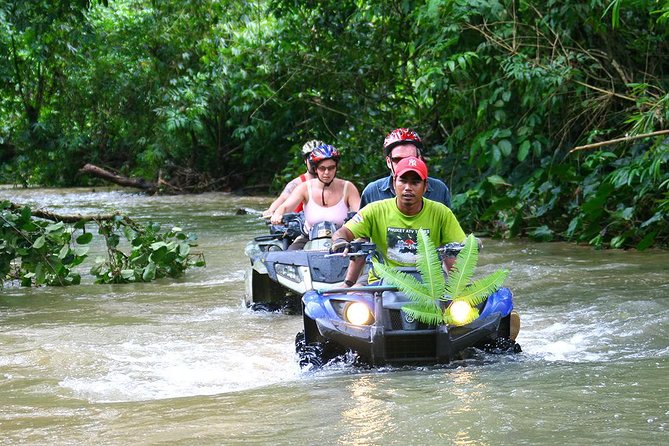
[79,163,157,193]
[7,202,125,223]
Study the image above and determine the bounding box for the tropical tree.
[1,0,667,248]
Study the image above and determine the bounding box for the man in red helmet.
[331,156,465,285]
[359,128,451,209]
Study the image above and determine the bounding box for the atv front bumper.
[315,311,502,366]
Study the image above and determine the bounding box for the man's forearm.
[332,226,354,243]
[344,257,365,286]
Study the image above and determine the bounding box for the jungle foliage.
[1,0,668,249]
[0,200,204,287]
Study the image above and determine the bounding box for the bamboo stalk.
[569,129,669,154]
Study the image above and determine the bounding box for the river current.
[1,187,667,445]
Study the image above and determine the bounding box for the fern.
[444,234,477,299]
[374,230,509,327]
[455,269,509,307]
[415,229,446,299]
[372,261,434,304]
[402,302,443,326]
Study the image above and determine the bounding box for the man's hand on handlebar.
[329,237,350,254]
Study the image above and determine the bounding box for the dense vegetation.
[0,201,204,287]
[1,0,667,249]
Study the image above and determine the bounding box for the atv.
[244,212,351,312]
[295,241,521,368]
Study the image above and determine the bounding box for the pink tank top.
[304,180,350,230]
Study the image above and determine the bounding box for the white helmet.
[301,140,324,158]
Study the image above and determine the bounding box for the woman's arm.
[270,182,308,224]
[262,177,302,217]
[344,181,361,212]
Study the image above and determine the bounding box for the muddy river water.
[1,187,667,445]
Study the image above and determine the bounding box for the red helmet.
[383,128,423,156]
[308,143,340,171]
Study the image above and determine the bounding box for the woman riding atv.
[270,143,361,251]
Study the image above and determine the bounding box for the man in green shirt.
[331,156,466,286]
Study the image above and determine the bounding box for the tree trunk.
[79,163,157,193]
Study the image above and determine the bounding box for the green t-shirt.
[345,197,466,268]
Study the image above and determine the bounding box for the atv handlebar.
[327,239,480,259]
[326,240,377,258]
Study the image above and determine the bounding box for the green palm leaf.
[415,228,446,300]
[454,269,509,307]
[402,302,444,326]
[444,234,478,299]
[374,230,509,327]
[372,260,433,304]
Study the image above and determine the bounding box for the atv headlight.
[274,264,302,283]
[244,242,261,258]
[449,300,473,326]
[345,302,374,326]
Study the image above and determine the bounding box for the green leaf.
[375,231,511,327]
[123,225,137,242]
[58,244,69,260]
[33,236,46,249]
[445,234,478,298]
[498,139,512,156]
[528,226,554,241]
[372,260,433,303]
[635,231,657,251]
[35,263,46,285]
[487,175,511,187]
[402,303,443,326]
[456,270,509,307]
[150,242,168,250]
[610,235,626,248]
[142,262,156,281]
[46,222,65,233]
[107,234,120,248]
[518,140,531,161]
[76,232,93,244]
[415,230,445,299]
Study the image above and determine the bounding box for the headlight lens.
[345,302,374,326]
[244,242,261,258]
[449,300,473,326]
[274,264,302,283]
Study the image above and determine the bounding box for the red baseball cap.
[394,156,428,180]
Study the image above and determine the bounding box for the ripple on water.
[58,326,302,403]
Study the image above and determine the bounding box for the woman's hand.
[270,210,283,225]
